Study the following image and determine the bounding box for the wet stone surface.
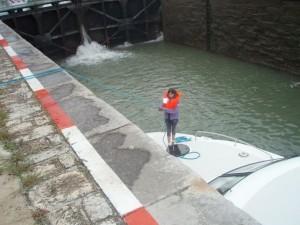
[38,71,73,89]
[90,131,151,188]
[59,96,109,132]
[50,83,75,100]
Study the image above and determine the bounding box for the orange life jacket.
[162,90,181,110]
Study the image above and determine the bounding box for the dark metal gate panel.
[0,0,161,57]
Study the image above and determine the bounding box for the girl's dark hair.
[168,88,177,96]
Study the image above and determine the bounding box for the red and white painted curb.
[0,34,158,225]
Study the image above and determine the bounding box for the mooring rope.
[0,67,64,88]
[0,65,201,159]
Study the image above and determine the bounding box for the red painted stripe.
[0,39,8,47]
[35,89,73,129]
[11,56,27,70]
[123,208,158,225]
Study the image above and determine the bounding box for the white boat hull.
[147,132,283,182]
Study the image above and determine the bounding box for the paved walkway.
[0,144,36,225]
[0,46,125,225]
[0,173,36,225]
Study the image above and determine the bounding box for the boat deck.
[148,132,283,182]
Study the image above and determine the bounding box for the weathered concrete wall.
[163,0,300,75]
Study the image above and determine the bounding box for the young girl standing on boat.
[159,88,181,146]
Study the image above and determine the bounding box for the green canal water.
[62,40,300,157]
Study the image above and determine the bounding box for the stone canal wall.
[163,0,209,50]
[163,0,300,75]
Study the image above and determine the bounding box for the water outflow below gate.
[61,40,300,158]
[1,0,161,57]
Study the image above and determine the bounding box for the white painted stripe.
[0,36,43,92]
[26,78,45,92]
[62,126,142,216]
[19,68,44,91]
[4,46,17,57]
[19,68,33,77]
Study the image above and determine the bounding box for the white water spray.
[81,25,91,44]
[115,33,164,49]
[115,41,134,49]
[290,82,300,88]
[66,26,131,66]
[144,32,164,44]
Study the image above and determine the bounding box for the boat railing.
[194,130,275,160]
